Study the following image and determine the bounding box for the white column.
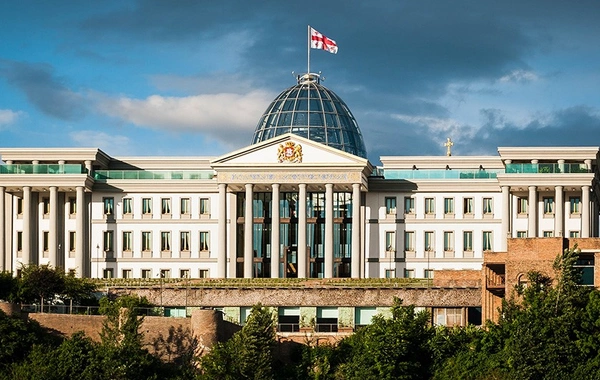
[76,186,85,277]
[557,159,565,174]
[22,186,32,266]
[297,184,307,278]
[582,185,590,238]
[528,186,537,238]
[324,184,334,278]
[501,186,510,251]
[49,186,58,268]
[271,184,280,278]
[84,160,92,175]
[0,186,4,272]
[351,183,361,278]
[585,159,592,171]
[244,184,253,278]
[555,186,564,237]
[217,183,227,278]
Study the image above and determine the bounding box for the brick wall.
[433,269,481,287]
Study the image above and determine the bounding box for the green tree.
[17,265,66,305]
[0,271,17,302]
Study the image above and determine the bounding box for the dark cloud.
[0,60,85,120]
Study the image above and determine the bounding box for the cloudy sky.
[1,0,600,164]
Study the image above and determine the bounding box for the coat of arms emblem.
[277,141,302,163]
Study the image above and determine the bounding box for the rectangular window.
[68,197,76,215]
[463,231,473,251]
[483,198,493,215]
[404,197,415,214]
[199,269,209,278]
[200,232,210,251]
[570,197,581,214]
[385,269,395,278]
[17,231,23,252]
[444,198,454,215]
[16,198,23,215]
[180,231,191,252]
[160,269,171,279]
[425,198,435,215]
[122,231,132,252]
[385,197,397,215]
[543,231,554,237]
[434,308,463,327]
[517,197,528,214]
[180,269,190,278]
[463,198,474,214]
[122,269,132,279]
[517,231,527,238]
[425,231,434,251]
[160,232,171,252]
[42,198,50,216]
[200,198,210,216]
[570,231,580,238]
[122,198,132,216]
[161,198,171,215]
[443,231,454,251]
[42,231,49,252]
[103,197,114,215]
[404,269,415,278]
[142,198,152,215]
[142,231,152,251]
[424,269,434,279]
[543,197,555,214]
[404,231,415,251]
[180,198,190,215]
[69,231,76,253]
[483,231,493,251]
[385,231,396,253]
[103,231,114,252]
[103,269,113,279]
[141,269,152,279]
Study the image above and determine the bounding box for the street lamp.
[96,244,100,279]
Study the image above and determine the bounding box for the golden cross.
[444,137,454,156]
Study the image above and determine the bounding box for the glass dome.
[251,73,367,158]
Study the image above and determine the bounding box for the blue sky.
[1,0,600,164]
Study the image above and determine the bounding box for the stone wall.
[434,269,481,287]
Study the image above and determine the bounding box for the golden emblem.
[277,141,303,163]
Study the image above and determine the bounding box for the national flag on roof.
[310,27,338,54]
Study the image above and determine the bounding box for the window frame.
[444,197,454,215]
[385,197,397,215]
[425,198,435,215]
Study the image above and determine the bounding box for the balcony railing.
[505,163,589,174]
[94,170,214,181]
[0,164,85,175]
[377,169,500,180]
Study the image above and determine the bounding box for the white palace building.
[1,73,599,280]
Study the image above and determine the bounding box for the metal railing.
[0,164,85,175]
[94,170,214,181]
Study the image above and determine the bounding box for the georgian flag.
[310,27,338,54]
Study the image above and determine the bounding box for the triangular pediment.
[211,133,369,167]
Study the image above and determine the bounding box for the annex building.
[2,72,600,327]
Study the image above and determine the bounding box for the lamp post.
[96,244,100,279]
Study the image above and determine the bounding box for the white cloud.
[499,69,539,83]
[69,130,131,153]
[0,109,22,127]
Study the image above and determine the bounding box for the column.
[217,183,227,278]
[557,159,565,174]
[324,184,334,278]
[528,186,537,238]
[22,186,31,266]
[84,160,92,175]
[585,159,592,171]
[555,186,564,237]
[0,186,5,271]
[49,186,58,268]
[271,184,280,278]
[582,185,590,238]
[297,184,307,278]
[244,184,253,278]
[351,183,361,278]
[75,186,85,277]
[501,186,510,251]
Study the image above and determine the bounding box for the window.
[199,269,209,278]
[200,198,210,216]
[517,231,527,238]
[103,197,114,215]
[434,308,462,327]
[570,231,580,238]
[463,231,473,251]
[404,231,415,251]
[42,198,50,216]
[16,198,23,215]
[385,231,396,253]
[463,198,474,214]
[543,231,554,237]
[160,232,171,252]
[141,269,152,279]
[404,197,415,214]
[385,269,395,278]
[122,231,132,252]
[122,198,132,216]
[69,231,76,254]
[483,198,493,215]
[443,231,454,251]
[200,232,210,251]
[574,255,594,286]
[180,269,190,278]
[103,269,114,279]
[103,231,114,252]
[142,198,152,215]
[425,198,435,215]
[17,231,23,252]
[385,197,397,215]
[425,231,434,251]
[570,196,581,214]
[161,198,171,215]
[42,231,49,252]
[517,197,528,214]
[483,231,493,251]
[142,231,152,251]
[543,197,554,214]
[122,269,132,279]
[180,231,190,252]
[444,198,454,215]
[160,269,171,279]
[68,197,76,215]
[180,198,190,216]
[404,269,415,278]
[424,269,434,279]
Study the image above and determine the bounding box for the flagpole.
[307,25,311,139]
[307,25,311,75]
